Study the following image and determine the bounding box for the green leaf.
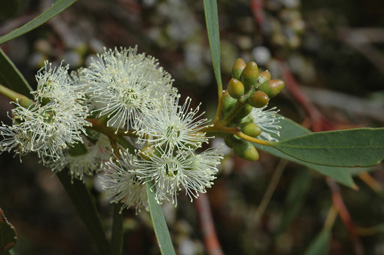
[254,117,356,188]
[111,203,123,255]
[203,0,222,91]
[56,171,110,255]
[304,228,331,255]
[0,209,17,254]
[0,49,32,97]
[146,182,176,255]
[272,128,384,167]
[0,0,77,45]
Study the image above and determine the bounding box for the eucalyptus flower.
[102,150,147,212]
[83,46,176,131]
[136,95,210,151]
[248,105,283,142]
[135,147,223,206]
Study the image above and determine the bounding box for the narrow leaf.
[272,128,384,167]
[146,182,176,255]
[0,49,32,97]
[203,0,222,90]
[0,209,17,254]
[254,117,356,188]
[0,0,77,45]
[304,228,331,255]
[111,203,123,255]
[56,171,110,255]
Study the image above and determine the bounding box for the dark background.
[1,0,384,254]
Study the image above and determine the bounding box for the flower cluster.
[0,46,283,211]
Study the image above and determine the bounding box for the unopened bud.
[227,78,244,99]
[240,61,259,91]
[234,141,259,161]
[231,58,247,80]
[248,91,269,108]
[258,70,271,84]
[259,79,285,98]
[240,122,262,138]
[222,90,237,113]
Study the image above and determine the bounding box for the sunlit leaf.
[203,0,222,91]
[272,128,384,167]
[254,117,356,188]
[146,182,176,255]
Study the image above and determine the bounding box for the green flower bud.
[258,70,271,84]
[222,90,237,113]
[234,141,259,161]
[240,122,262,138]
[224,135,235,148]
[227,78,245,99]
[259,79,285,98]
[240,61,259,91]
[248,91,269,108]
[231,58,247,80]
[232,103,253,122]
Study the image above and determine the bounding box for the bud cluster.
[222,58,285,161]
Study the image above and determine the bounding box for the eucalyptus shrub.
[0,0,383,254]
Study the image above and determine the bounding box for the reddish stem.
[278,60,334,132]
[326,179,364,255]
[250,0,265,27]
[195,194,224,255]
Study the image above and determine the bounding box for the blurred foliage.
[0,0,384,254]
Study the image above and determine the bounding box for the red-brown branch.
[195,194,224,255]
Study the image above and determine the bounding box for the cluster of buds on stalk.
[221,58,285,161]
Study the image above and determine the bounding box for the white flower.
[248,105,283,142]
[0,98,90,164]
[135,148,223,206]
[51,134,112,180]
[33,61,82,104]
[137,95,210,151]
[82,46,176,131]
[102,150,147,212]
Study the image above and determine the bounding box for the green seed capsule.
[231,58,247,80]
[259,79,285,98]
[248,91,269,108]
[258,70,271,84]
[240,61,259,91]
[227,78,245,99]
[240,122,262,138]
[222,90,237,114]
[234,141,259,161]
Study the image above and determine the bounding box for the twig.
[195,193,224,255]
[326,179,364,255]
[255,159,288,221]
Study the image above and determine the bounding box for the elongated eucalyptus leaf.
[304,228,331,255]
[0,49,32,96]
[272,128,384,167]
[0,209,17,254]
[254,117,356,188]
[56,171,110,255]
[203,0,222,91]
[0,0,77,45]
[146,182,176,255]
